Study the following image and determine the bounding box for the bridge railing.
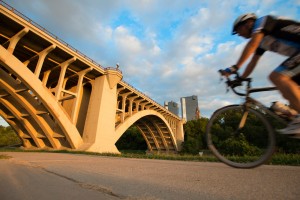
[104,67,122,73]
[119,80,181,120]
[0,0,104,71]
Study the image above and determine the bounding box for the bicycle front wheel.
[206,105,276,168]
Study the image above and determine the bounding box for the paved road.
[0,152,299,200]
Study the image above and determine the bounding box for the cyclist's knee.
[269,71,285,85]
[269,71,293,85]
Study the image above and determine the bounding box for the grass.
[269,153,300,166]
[0,148,299,166]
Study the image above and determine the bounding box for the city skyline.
[165,95,201,121]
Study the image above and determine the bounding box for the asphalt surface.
[0,152,299,200]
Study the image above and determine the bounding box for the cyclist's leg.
[269,52,300,134]
[269,52,300,113]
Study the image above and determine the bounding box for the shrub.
[0,126,21,147]
[219,134,260,156]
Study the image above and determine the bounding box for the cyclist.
[222,13,300,135]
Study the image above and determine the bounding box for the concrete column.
[120,92,132,122]
[54,57,76,101]
[70,67,92,124]
[7,27,29,53]
[176,119,186,151]
[34,45,56,77]
[128,99,134,116]
[83,69,122,153]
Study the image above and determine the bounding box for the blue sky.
[1,0,300,126]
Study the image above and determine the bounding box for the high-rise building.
[164,101,179,116]
[180,95,200,121]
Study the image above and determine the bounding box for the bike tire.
[206,105,276,168]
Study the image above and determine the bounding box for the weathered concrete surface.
[0,152,299,200]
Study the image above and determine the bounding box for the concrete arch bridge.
[0,2,185,154]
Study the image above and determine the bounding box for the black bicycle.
[206,71,293,168]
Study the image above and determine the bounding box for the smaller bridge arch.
[115,110,178,152]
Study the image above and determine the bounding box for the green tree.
[181,118,209,154]
[219,134,261,156]
[0,126,22,147]
[208,108,300,155]
[116,126,147,150]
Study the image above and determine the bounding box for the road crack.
[42,168,125,199]
[9,159,125,199]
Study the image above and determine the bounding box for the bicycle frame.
[227,75,289,127]
[244,96,288,125]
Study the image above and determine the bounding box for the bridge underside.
[0,47,83,150]
[0,49,181,153]
[134,116,177,152]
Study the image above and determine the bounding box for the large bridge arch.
[0,45,83,149]
[115,110,178,152]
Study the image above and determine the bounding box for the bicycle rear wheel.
[206,105,276,168]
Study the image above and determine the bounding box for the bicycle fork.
[237,98,252,131]
[234,104,250,135]
[238,111,249,129]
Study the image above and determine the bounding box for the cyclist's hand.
[219,65,237,77]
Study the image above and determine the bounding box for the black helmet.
[232,13,257,35]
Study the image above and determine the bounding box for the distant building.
[180,95,200,121]
[164,101,179,116]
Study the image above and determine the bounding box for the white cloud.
[114,26,142,55]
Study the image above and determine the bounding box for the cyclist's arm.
[241,54,261,78]
[235,32,264,70]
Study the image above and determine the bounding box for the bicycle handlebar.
[218,70,252,96]
[218,69,277,95]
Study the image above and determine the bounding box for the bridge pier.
[82,69,122,153]
[176,119,185,151]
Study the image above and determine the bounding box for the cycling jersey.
[253,15,300,56]
[252,15,300,79]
